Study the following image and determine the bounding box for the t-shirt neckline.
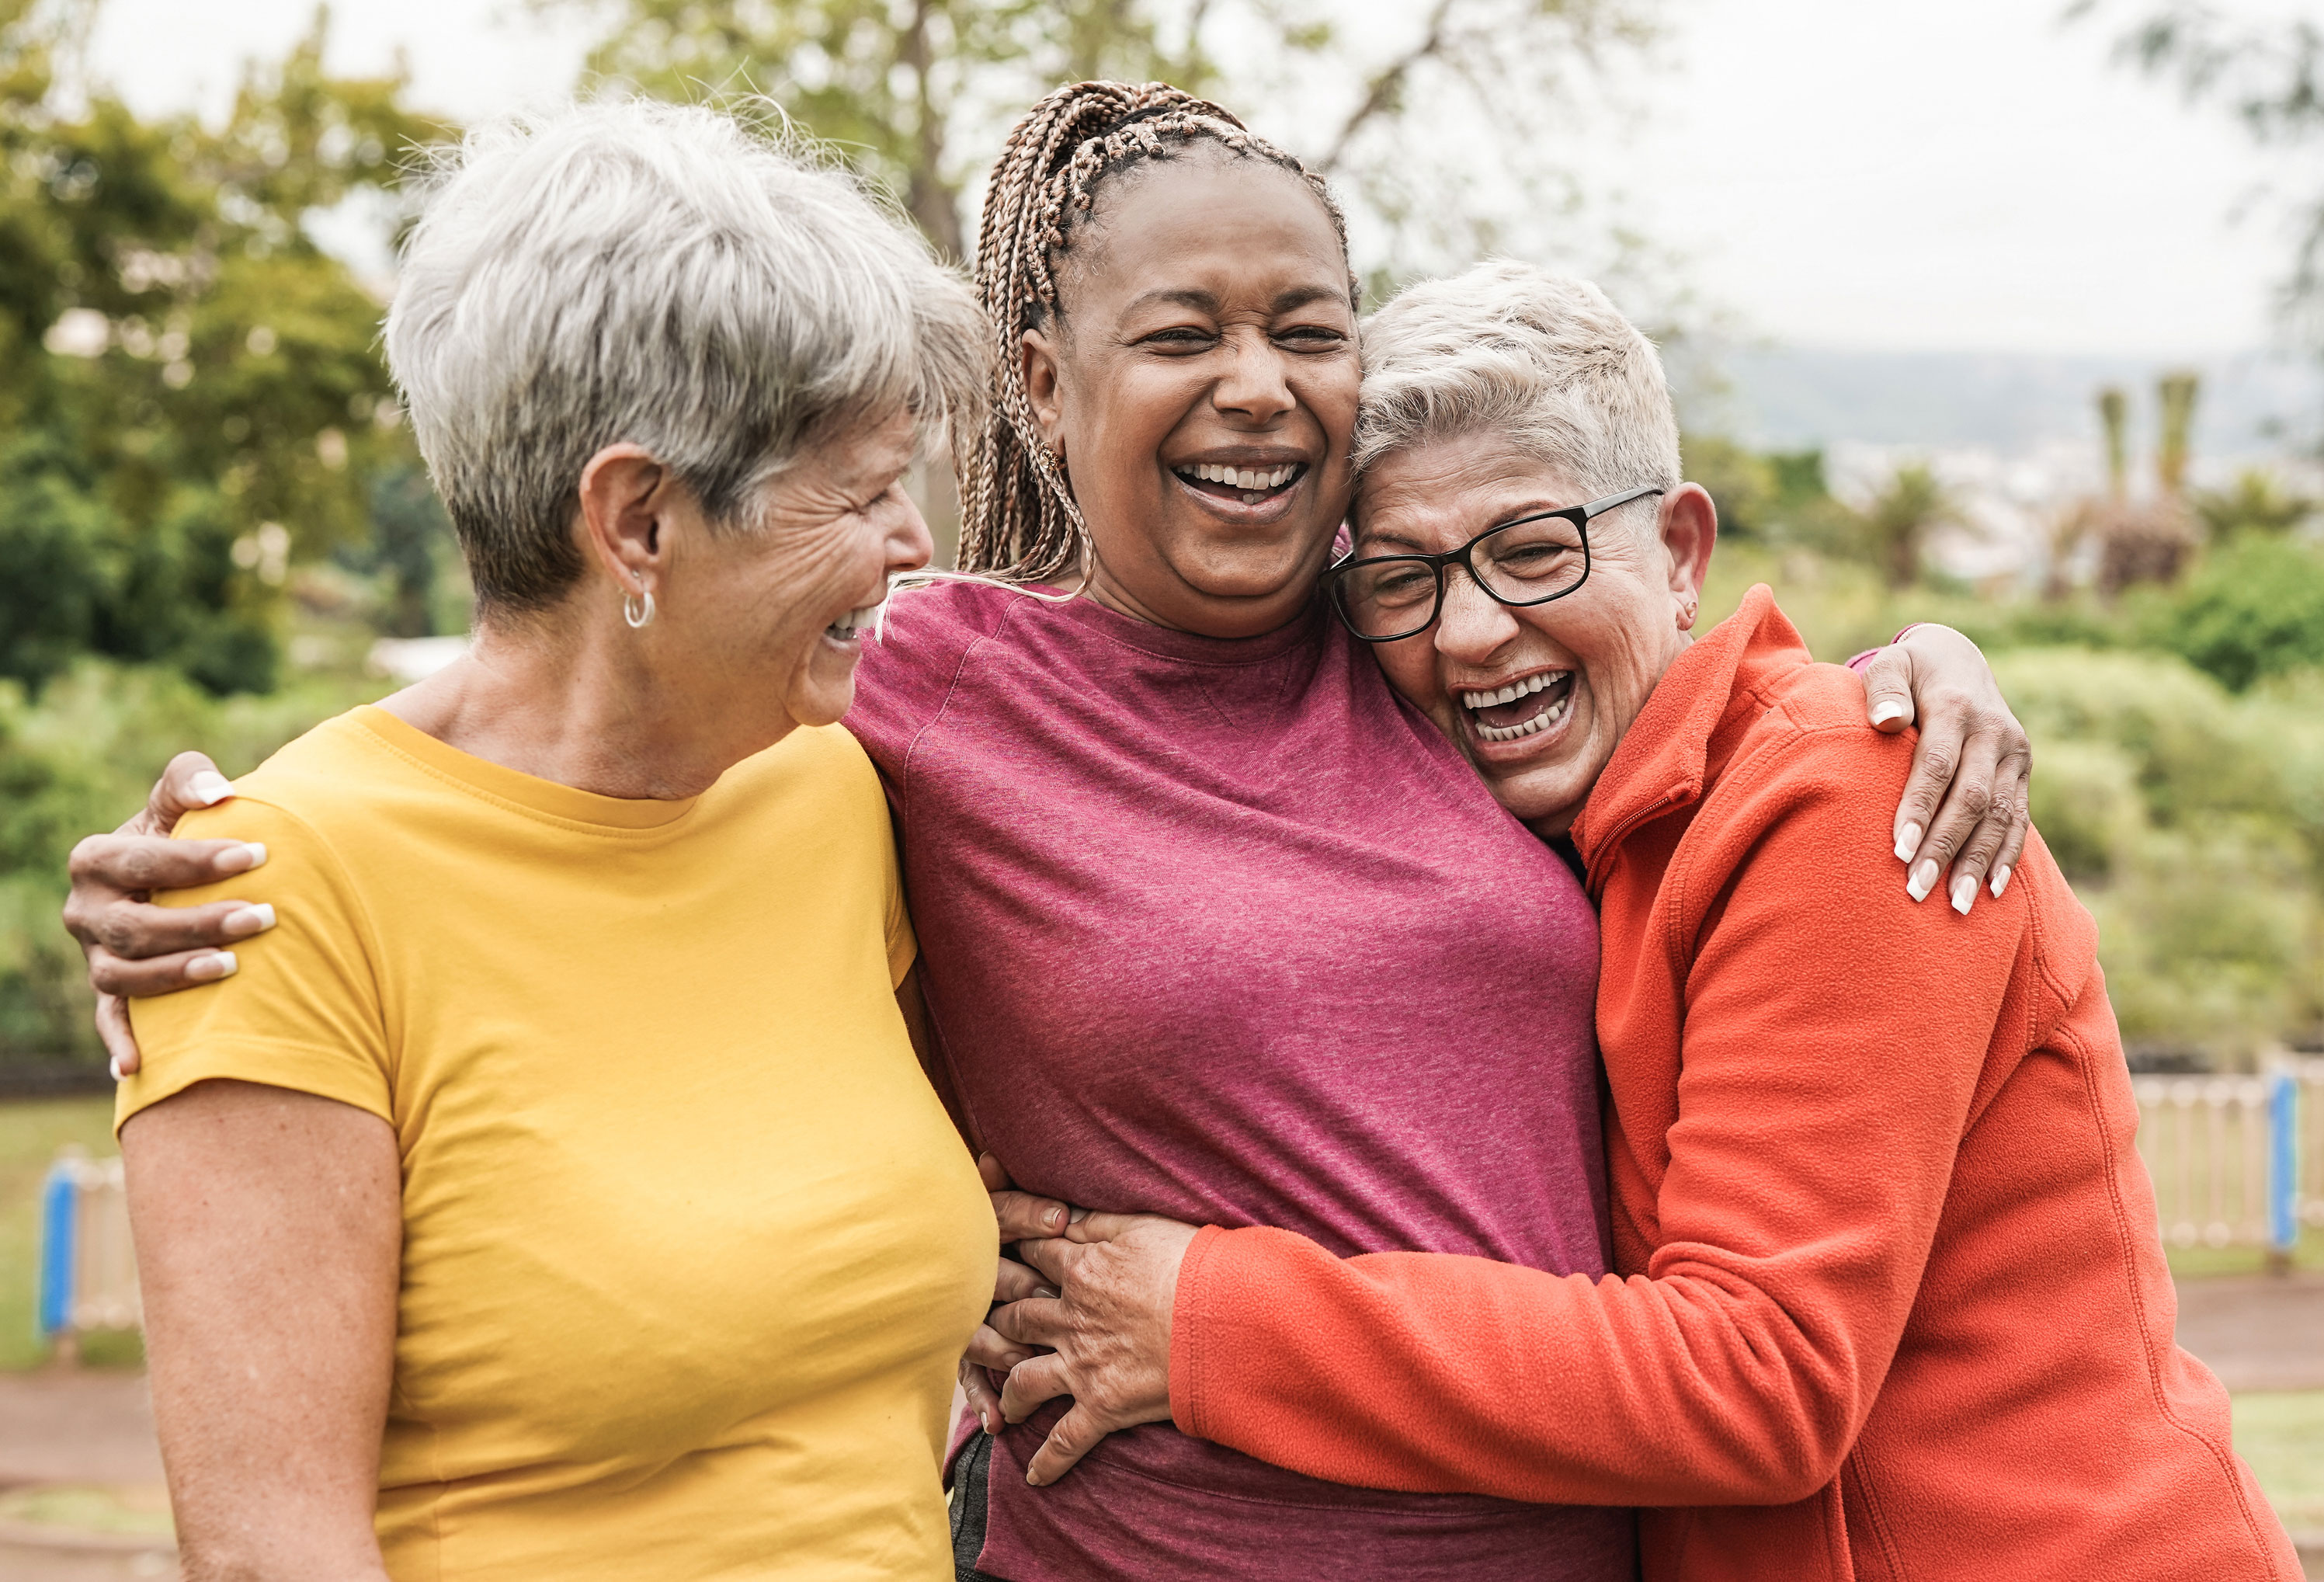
[1042,589,1327,666]
[351,705,703,831]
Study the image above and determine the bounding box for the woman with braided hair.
[849,82,2034,1581]
[64,84,2037,1582]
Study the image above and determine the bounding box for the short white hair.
[384,99,986,612]
[1353,261,1680,507]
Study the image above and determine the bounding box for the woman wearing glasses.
[67,89,2041,1582]
[978,263,2300,1582]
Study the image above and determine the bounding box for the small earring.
[623,588,656,630]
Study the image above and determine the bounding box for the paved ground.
[2,1278,2319,1580]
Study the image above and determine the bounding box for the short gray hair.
[1353,261,1680,507]
[385,99,987,613]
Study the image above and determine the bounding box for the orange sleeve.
[1169,723,2030,1507]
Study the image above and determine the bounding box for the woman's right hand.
[61,751,277,1077]
[960,1152,1075,1435]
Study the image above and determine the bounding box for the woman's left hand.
[988,1212,1200,1486]
[1860,624,2033,913]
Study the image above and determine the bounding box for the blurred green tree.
[1857,462,1960,589]
[2194,468,2316,541]
[0,0,450,694]
[2162,534,2324,692]
[551,0,1661,284]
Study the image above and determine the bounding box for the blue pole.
[36,1163,75,1340]
[2268,1070,2299,1257]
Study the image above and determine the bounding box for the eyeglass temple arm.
[1579,485,1667,520]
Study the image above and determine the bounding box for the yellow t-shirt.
[120,705,995,1580]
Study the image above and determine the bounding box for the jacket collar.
[1570,584,1811,899]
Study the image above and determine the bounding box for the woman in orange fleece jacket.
[986,263,2300,1580]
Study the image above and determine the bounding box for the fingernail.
[1871,698,1911,728]
[186,951,238,982]
[1068,1208,1089,1223]
[1034,1288,1060,1301]
[1906,860,1938,902]
[214,842,267,874]
[1893,823,1921,864]
[189,771,235,805]
[1044,1206,1064,1230]
[1989,864,2011,899]
[108,1054,126,1081]
[1951,875,1977,916]
[221,902,276,937]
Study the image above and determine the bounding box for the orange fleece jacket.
[1168,586,2298,1581]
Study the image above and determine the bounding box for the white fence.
[36,1146,140,1347]
[2133,1056,2320,1253]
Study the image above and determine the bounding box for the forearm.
[1175,750,2019,1508]
[1172,1227,1867,1507]
[123,1080,400,1580]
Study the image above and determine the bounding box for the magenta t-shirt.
[848,582,1632,1582]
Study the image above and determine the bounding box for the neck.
[377,607,788,801]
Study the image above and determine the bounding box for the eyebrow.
[1353,501,1569,555]
[1122,283,1351,317]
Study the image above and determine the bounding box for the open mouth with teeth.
[1171,461,1307,504]
[825,602,883,642]
[1457,670,1575,742]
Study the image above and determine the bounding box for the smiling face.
[1353,430,1718,836]
[654,409,932,741]
[1020,148,1359,638]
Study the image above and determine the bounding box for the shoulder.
[847,578,1041,765]
[170,711,402,881]
[1729,660,1912,804]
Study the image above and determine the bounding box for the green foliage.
[566,0,1209,257]
[0,662,389,1061]
[1681,434,1774,540]
[1985,648,2323,1062]
[0,1,450,696]
[2160,535,2324,693]
[2194,468,2316,541]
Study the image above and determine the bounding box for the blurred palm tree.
[1858,462,1961,590]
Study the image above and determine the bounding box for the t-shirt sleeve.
[846,582,1014,807]
[118,798,392,1134]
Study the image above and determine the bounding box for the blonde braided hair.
[956,81,1353,582]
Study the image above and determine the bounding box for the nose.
[885,485,936,575]
[1211,326,1297,426]
[1433,567,1520,665]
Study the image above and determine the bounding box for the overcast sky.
[80,0,2309,360]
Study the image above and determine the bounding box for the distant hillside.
[1675,345,2322,460]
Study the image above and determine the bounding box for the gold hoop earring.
[623,588,656,630]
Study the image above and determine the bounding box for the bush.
[1991,647,2324,1062]
[2161,535,2324,693]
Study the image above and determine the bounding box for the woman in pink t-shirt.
[68,84,2034,1582]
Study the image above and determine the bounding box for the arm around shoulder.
[1172,726,2032,1507]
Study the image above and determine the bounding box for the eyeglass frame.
[1323,485,1667,644]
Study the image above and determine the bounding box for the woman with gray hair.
[97,100,1005,1580]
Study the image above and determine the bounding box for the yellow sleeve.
[883,835,919,991]
[119,798,393,1135]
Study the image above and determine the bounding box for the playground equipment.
[36,1146,140,1357]
[2133,1054,2321,1266]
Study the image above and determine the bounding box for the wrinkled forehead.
[1351,431,1589,555]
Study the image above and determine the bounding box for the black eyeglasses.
[1323,486,1666,643]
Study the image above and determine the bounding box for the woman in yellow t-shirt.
[107,101,1001,1580]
